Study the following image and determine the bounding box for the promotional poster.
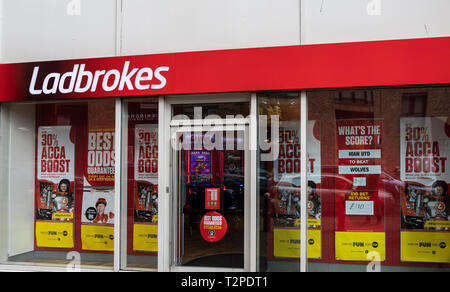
[335,119,385,261]
[81,102,116,252]
[200,211,228,243]
[81,186,115,251]
[35,125,75,248]
[133,124,159,253]
[271,120,322,260]
[205,188,221,210]
[400,117,450,263]
[190,150,212,174]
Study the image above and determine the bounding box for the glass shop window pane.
[257,92,305,272]
[307,86,450,272]
[121,98,159,271]
[0,100,116,270]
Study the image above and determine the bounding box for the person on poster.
[307,180,321,220]
[406,184,426,217]
[140,185,158,214]
[290,181,321,219]
[402,183,427,229]
[423,180,450,230]
[49,179,74,219]
[93,198,114,224]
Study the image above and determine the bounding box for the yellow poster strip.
[273,228,321,259]
[133,223,158,252]
[401,231,450,263]
[294,219,321,226]
[335,232,385,261]
[35,221,74,248]
[81,224,114,251]
[424,221,450,229]
[52,213,74,220]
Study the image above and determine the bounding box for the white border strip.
[114,98,122,272]
[250,93,258,272]
[300,90,308,272]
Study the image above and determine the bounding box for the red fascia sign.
[1,36,450,102]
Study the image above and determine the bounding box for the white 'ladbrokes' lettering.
[29,61,169,95]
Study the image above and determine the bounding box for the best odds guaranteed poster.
[271,120,322,260]
[400,117,450,263]
[133,124,159,252]
[335,119,385,261]
[35,125,75,248]
[80,102,116,251]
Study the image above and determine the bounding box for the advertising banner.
[133,124,158,252]
[200,211,228,243]
[85,128,115,187]
[273,228,321,259]
[335,232,386,261]
[274,121,321,186]
[400,117,450,263]
[81,102,116,251]
[1,37,449,103]
[205,188,221,210]
[190,150,212,174]
[271,120,322,259]
[335,119,385,261]
[35,125,75,248]
[80,188,115,251]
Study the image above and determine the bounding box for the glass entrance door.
[171,123,249,271]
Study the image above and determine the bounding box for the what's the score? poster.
[335,119,385,261]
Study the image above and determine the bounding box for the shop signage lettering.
[87,131,115,174]
[40,134,70,172]
[37,126,75,181]
[401,118,449,179]
[137,129,158,174]
[200,211,227,242]
[275,123,321,179]
[404,126,446,173]
[29,62,169,95]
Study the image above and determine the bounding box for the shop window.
[306,87,450,271]
[122,98,159,270]
[257,92,307,272]
[0,100,116,270]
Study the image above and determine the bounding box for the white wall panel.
[7,104,35,257]
[302,0,450,44]
[121,0,301,55]
[2,0,449,62]
[1,0,117,63]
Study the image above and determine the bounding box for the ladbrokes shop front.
[0,37,449,272]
